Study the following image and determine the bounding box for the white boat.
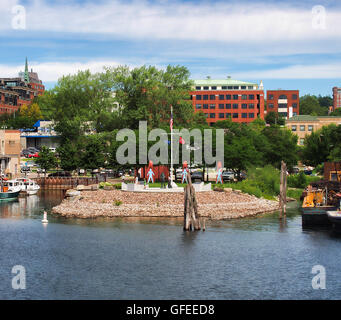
[16,178,40,195]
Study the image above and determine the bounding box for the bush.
[240,184,262,198]
[287,171,320,189]
[113,183,121,189]
[113,200,122,206]
[99,182,113,189]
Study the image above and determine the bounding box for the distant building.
[0,130,21,177]
[332,87,341,111]
[267,90,299,119]
[286,115,341,145]
[190,77,265,125]
[0,58,45,114]
[20,120,59,150]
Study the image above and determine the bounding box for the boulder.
[90,184,99,191]
[65,189,81,197]
[213,187,224,192]
[104,185,114,191]
[76,185,86,191]
[224,188,233,193]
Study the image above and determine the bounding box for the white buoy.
[41,211,48,223]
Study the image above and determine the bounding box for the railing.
[34,175,107,189]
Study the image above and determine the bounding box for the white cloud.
[1,0,340,43]
[0,60,122,81]
[233,63,341,79]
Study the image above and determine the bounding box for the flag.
[179,136,185,145]
[170,108,173,131]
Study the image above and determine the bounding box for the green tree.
[265,111,285,126]
[330,108,341,116]
[300,95,327,116]
[35,146,57,176]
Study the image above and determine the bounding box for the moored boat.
[0,179,21,200]
[301,187,337,227]
[16,178,40,195]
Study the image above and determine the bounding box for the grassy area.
[287,188,304,201]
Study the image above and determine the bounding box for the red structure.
[333,87,341,111]
[137,165,170,181]
[266,90,299,119]
[0,58,45,114]
[190,78,265,125]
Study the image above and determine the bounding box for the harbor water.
[0,190,341,300]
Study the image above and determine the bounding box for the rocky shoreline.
[51,188,280,220]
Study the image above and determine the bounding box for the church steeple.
[24,57,29,83]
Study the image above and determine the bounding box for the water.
[0,191,341,300]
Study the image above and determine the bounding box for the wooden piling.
[279,161,287,219]
[183,174,201,231]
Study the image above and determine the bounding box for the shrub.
[113,200,122,206]
[113,183,121,189]
[99,182,113,189]
[241,184,262,198]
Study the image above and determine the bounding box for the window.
[241,104,247,109]
[233,86,239,90]
[241,86,246,89]
[210,95,215,100]
[249,113,255,118]
[203,104,208,109]
[279,95,287,99]
[291,125,297,131]
[268,94,273,100]
[211,86,217,90]
[249,103,254,109]
[233,95,238,100]
[226,113,231,118]
[233,113,238,118]
[203,95,208,100]
[210,113,215,118]
[203,86,209,90]
[226,104,231,109]
[292,94,298,100]
[308,125,313,131]
[241,94,247,100]
[242,113,247,118]
[196,104,202,109]
[219,104,224,109]
[226,94,231,100]
[222,86,227,89]
[233,104,238,109]
[219,94,224,100]
[248,86,253,90]
[219,113,224,119]
[195,86,201,90]
[228,86,233,89]
[299,138,304,146]
[300,125,305,131]
[278,103,287,108]
[196,95,202,100]
[292,103,297,108]
[268,103,274,109]
[210,104,215,109]
[205,113,208,118]
[249,94,254,100]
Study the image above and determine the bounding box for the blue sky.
[1,0,341,96]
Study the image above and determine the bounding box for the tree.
[80,134,107,171]
[300,95,327,116]
[330,108,341,116]
[265,111,285,126]
[35,147,57,176]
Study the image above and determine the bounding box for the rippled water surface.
[0,190,341,300]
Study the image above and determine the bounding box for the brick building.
[190,77,264,125]
[0,58,45,114]
[266,90,299,119]
[332,87,341,111]
[0,130,21,178]
[285,115,341,146]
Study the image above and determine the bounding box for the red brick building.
[0,58,45,114]
[190,77,265,125]
[266,90,299,119]
[332,87,341,111]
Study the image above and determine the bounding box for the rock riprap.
[52,189,279,220]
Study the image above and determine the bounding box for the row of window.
[291,125,313,132]
[205,113,255,119]
[268,103,298,108]
[196,85,254,90]
[268,94,298,100]
[195,94,256,101]
[196,103,255,110]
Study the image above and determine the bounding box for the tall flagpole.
[170,105,173,184]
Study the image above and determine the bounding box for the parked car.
[28,152,39,158]
[48,171,71,177]
[222,171,235,182]
[235,172,247,181]
[20,166,31,173]
[191,171,204,182]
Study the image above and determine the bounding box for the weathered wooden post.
[279,161,287,219]
[183,173,201,231]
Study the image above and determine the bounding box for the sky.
[0,0,341,96]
